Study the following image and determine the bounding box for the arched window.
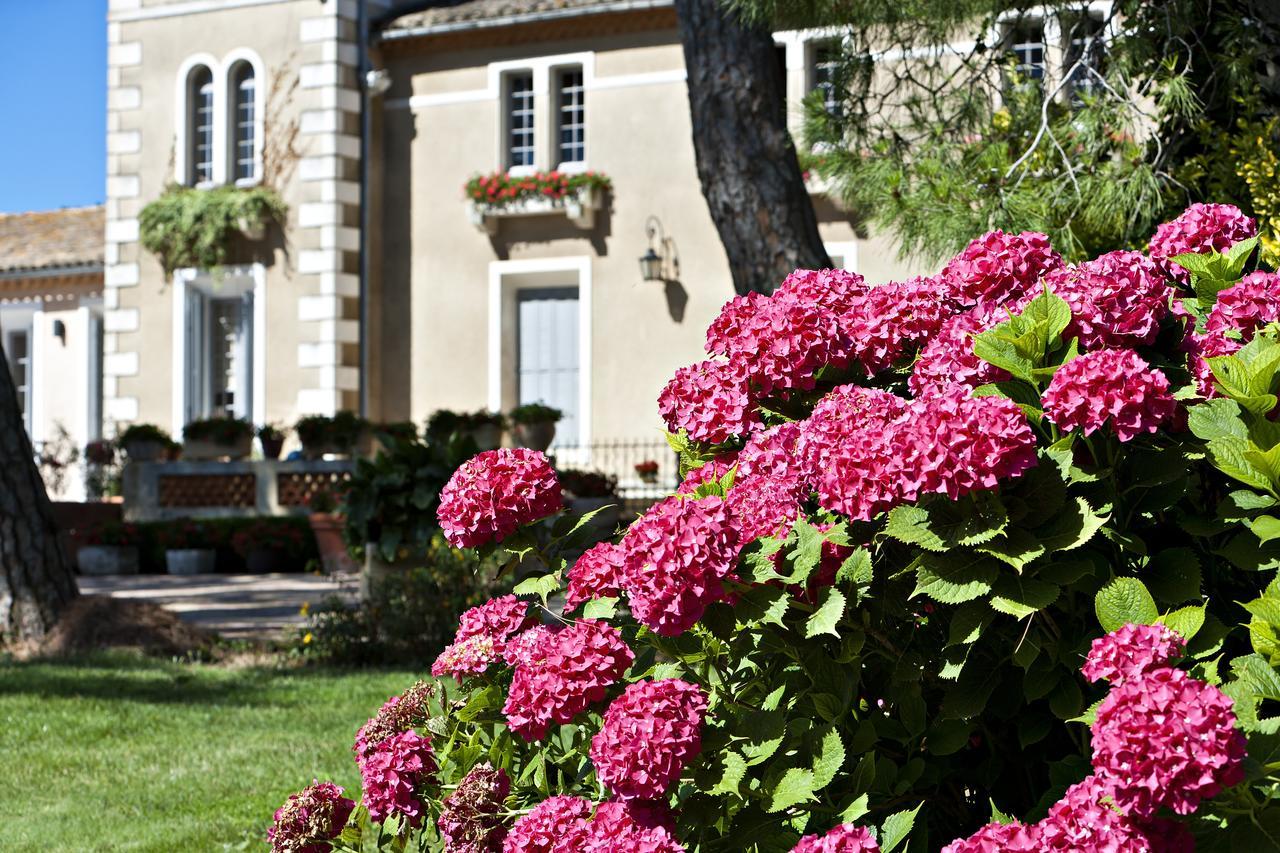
[231,63,256,182]
[189,66,215,184]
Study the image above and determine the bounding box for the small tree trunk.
[0,342,77,644]
[675,0,831,295]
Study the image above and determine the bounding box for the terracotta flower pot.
[260,434,285,460]
[309,513,358,575]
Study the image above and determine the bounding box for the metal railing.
[547,438,679,504]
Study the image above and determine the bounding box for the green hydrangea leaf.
[767,767,817,813]
[805,588,846,639]
[912,553,998,604]
[1095,577,1159,632]
[812,729,845,790]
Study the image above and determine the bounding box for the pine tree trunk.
[0,342,77,644]
[674,0,831,295]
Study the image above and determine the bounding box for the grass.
[0,652,421,852]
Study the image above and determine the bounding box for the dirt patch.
[33,595,214,659]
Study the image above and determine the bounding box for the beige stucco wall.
[377,21,924,443]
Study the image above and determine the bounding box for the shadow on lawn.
[0,652,413,708]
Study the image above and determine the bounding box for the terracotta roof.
[0,205,105,276]
[382,0,669,36]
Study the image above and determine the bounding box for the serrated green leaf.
[1095,577,1159,632]
[946,601,993,646]
[1158,605,1206,641]
[1037,497,1107,552]
[1145,548,1203,604]
[581,596,618,620]
[708,751,747,797]
[836,547,873,589]
[977,526,1047,570]
[512,572,561,606]
[805,588,846,639]
[990,576,1060,619]
[812,729,845,790]
[879,804,923,853]
[912,553,998,604]
[1188,398,1248,442]
[839,794,870,823]
[767,767,817,813]
[738,583,791,628]
[885,495,1008,552]
[1208,435,1277,494]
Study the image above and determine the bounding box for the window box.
[468,183,604,235]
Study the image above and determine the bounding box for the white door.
[517,287,580,446]
[185,280,254,423]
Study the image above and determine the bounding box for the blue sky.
[0,0,107,213]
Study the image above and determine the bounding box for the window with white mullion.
[811,41,843,117]
[192,68,215,185]
[556,67,585,166]
[507,72,536,170]
[1062,13,1106,100]
[1008,19,1046,84]
[233,65,257,182]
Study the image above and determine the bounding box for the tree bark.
[674,0,831,295]
[0,342,77,644]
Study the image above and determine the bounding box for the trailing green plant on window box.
[464,170,610,234]
[139,183,287,274]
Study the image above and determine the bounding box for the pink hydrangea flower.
[941,229,1062,307]
[796,385,908,478]
[705,290,847,395]
[897,388,1039,502]
[940,821,1039,853]
[502,795,593,853]
[909,303,1012,397]
[842,277,956,374]
[268,781,355,853]
[433,595,532,681]
[621,496,740,636]
[501,624,559,667]
[791,823,881,852]
[729,422,809,542]
[1206,270,1280,340]
[359,729,437,826]
[1081,623,1185,685]
[432,634,501,681]
[438,763,510,853]
[1042,349,1177,442]
[814,413,907,521]
[1033,775,1154,851]
[1045,251,1172,350]
[584,800,685,852]
[591,679,708,800]
[564,541,626,612]
[438,449,562,548]
[676,454,739,495]
[659,359,761,444]
[354,681,434,760]
[1148,202,1257,283]
[502,619,634,741]
[775,267,871,315]
[1091,666,1246,818]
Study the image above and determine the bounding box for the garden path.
[78,572,357,640]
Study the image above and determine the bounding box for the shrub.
[509,402,563,424]
[182,417,253,444]
[273,205,1280,850]
[229,519,309,559]
[295,411,368,452]
[294,533,507,666]
[117,423,173,447]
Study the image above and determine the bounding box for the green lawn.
[0,653,421,852]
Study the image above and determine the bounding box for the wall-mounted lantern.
[638,216,678,283]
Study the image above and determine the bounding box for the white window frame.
[224,48,266,187]
[1,305,38,441]
[170,264,266,434]
[502,70,538,175]
[488,256,592,449]
[488,53,596,174]
[991,3,1114,99]
[80,302,105,442]
[552,64,586,171]
[174,48,266,188]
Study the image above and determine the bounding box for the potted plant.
[425,409,465,442]
[308,490,359,575]
[559,467,621,531]
[84,439,123,501]
[158,520,216,575]
[343,433,471,599]
[464,410,506,451]
[78,521,142,576]
[118,423,174,463]
[258,423,287,460]
[182,417,254,460]
[231,519,309,574]
[634,459,660,484]
[509,402,563,452]
[296,411,371,459]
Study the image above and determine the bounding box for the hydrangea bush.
[271,204,1280,851]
